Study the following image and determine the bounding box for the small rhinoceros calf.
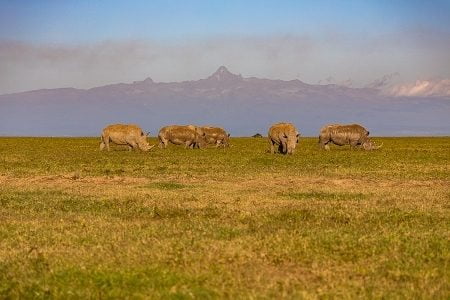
[268,122,300,155]
[100,124,153,151]
[200,126,230,148]
[158,125,206,149]
[318,123,382,150]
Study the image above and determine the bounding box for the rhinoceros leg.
[103,136,111,151]
[349,140,358,150]
[281,141,288,154]
[269,139,275,154]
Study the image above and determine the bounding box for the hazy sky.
[1,0,450,94]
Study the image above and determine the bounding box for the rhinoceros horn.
[374,142,383,149]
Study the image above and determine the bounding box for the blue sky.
[2,0,450,42]
[1,0,450,93]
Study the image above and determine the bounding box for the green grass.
[0,137,449,298]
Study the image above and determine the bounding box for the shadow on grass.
[143,182,188,190]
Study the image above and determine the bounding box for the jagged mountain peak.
[207,66,242,81]
[215,66,230,74]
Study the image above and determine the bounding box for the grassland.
[0,137,449,299]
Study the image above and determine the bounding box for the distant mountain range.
[0,66,449,136]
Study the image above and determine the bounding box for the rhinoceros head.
[137,132,154,151]
[223,133,231,147]
[194,127,207,149]
[362,138,383,150]
[286,132,300,154]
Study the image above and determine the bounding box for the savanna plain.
[0,137,449,299]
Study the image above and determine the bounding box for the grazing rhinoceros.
[200,126,230,147]
[268,122,300,155]
[158,125,206,149]
[318,124,382,150]
[100,124,153,151]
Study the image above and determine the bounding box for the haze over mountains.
[0,66,449,136]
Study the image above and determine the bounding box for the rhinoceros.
[268,122,300,155]
[200,126,230,147]
[100,124,153,151]
[158,125,206,149]
[318,124,382,150]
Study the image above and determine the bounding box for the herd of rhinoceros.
[99,122,382,154]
